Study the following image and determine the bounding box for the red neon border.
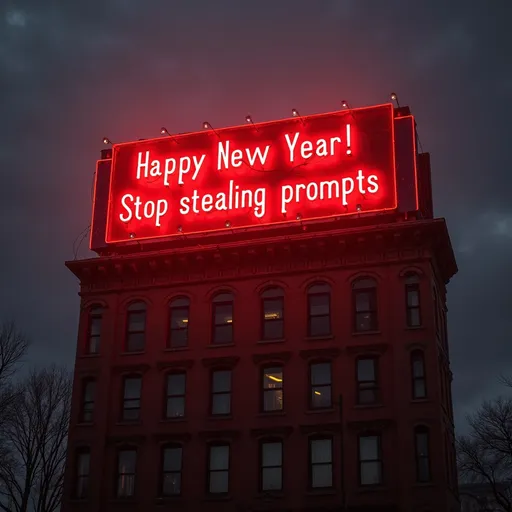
[105,103,397,244]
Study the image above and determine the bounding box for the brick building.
[62,105,459,511]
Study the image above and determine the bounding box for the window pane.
[264,389,283,411]
[416,432,429,455]
[167,397,185,417]
[77,452,90,474]
[309,294,330,315]
[90,317,102,336]
[355,291,372,312]
[210,446,229,470]
[418,459,430,482]
[213,371,231,392]
[171,309,188,328]
[353,278,376,289]
[409,309,421,326]
[359,436,379,460]
[311,439,332,464]
[361,461,381,485]
[414,380,426,399]
[263,320,283,340]
[126,332,145,351]
[118,450,136,472]
[212,394,231,415]
[213,293,233,303]
[412,357,424,377]
[162,473,181,495]
[123,407,139,421]
[312,386,332,408]
[84,381,95,400]
[124,378,141,398]
[355,312,375,331]
[117,475,135,497]
[262,442,282,466]
[407,289,419,307]
[357,359,375,381]
[358,388,377,404]
[310,316,330,336]
[168,374,186,395]
[262,468,282,490]
[263,368,283,388]
[128,312,145,331]
[264,298,283,319]
[88,336,100,354]
[312,464,333,488]
[163,447,182,472]
[261,287,284,298]
[170,328,187,347]
[214,324,232,343]
[215,304,233,323]
[311,363,331,385]
[209,471,228,493]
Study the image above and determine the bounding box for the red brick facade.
[63,217,458,512]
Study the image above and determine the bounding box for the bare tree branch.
[0,322,29,384]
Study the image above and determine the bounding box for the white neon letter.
[284,132,300,163]
[136,151,149,180]
[281,185,294,214]
[217,141,230,170]
[155,199,168,226]
[119,194,133,222]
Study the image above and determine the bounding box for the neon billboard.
[103,103,399,244]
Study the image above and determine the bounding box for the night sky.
[1,0,511,433]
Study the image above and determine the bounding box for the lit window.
[211,370,231,416]
[352,278,378,332]
[310,438,333,488]
[161,445,182,496]
[356,358,379,405]
[262,366,283,412]
[260,441,283,491]
[307,283,331,337]
[126,302,146,352]
[117,449,136,497]
[122,376,141,421]
[261,287,284,340]
[166,373,186,418]
[415,427,431,482]
[75,449,90,499]
[87,306,102,354]
[81,379,95,423]
[310,362,332,409]
[212,293,234,344]
[405,274,421,327]
[411,351,427,399]
[208,444,230,494]
[169,297,189,348]
[359,434,382,485]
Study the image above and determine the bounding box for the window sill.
[353,403,384,409]
[116,420,142,426]
[155,496,182,503]
[207,415,233,421]
[352,330,381,336]
[121,351,146,356]
[305,335,334,341]
[164,346,189,352]
[306,488,337,496]
[257,338,285,344]
[256,491,284,498]
[160,417,186,423]
[208,343,235,349]
[305,408,336,415]
[257,411,286,417]
[202,494,231,502]
[356,485,387,493]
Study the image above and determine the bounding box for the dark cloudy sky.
[1,0,511,433]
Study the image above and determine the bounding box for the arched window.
[352,278,378,332]
[260,438,283,491]
[126,302,146,352]
[86,306,103,354]
[212,292,234,344]
[74,447,90,499]
[309,361,332,409]
[411,350,427,399]
[80,378,96,423]
[261,287,284,340]
[414,426,431,482]
[307,283,331,337]
[405,274,422,327]
[160,444,182,496]
[169,297,190,348]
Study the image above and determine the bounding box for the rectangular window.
[310,438,333,488]
[126,303,146,352]
[81,380,95,423]
[262,366,283,412]
[353,282,378,332]
[208,444,229,494]
[169,298,189,348]
[161,445,182,496]
[406,284,421,327]
[357,358,379,405]
[308,284,331,336]
[262,296,284,340]
[75,450,90,499]
[310,362,332,409]
[211,370,231,416]
[359,435,382,485]
[261,441,283,491]
[117,449,137,498]
[212,294,234,344]
[415,429,431,482]
[122,376,141,421]
[412,352,427,399]
[87,307,102,354]
[166,373,186,418]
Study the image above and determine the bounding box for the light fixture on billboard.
[129,232,136,239]
[225,220,231,228]
[291,108,299,117]
[245,114,259,132]
[161,127,180,143]
[391,92,400,107]
[341,100,349,109]
[177,225,183,233]
[102,137,112,145]
[203,121,221,138]
[296,213,302,221]
[356,204,362,212]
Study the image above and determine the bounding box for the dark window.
[122,376,141,421]
[211,370,231,416]
[310,362,332,409]
[352,278,378,332]
[309,438,333,488]
[262,366,283,412]
[307,283,331,337]
[212,293,234,344]
[166,373,186,418]
[81,379,95,423]
[75,449,90,499]
[161,445,182,496]
[411,351,427,399]
[208,444,230,494]
[169,297,189,348]
[126,302,146,352]
[415,427,431,482]
[87,306,102,354]
[117,449,136,498]
[357,358,379,405]
[359,434,382,485]
[261,287,284,340]
[405,274,421,327]
[260,440,283,491]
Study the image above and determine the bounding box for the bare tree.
[457,396,512,512]
[0,366,72,512]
